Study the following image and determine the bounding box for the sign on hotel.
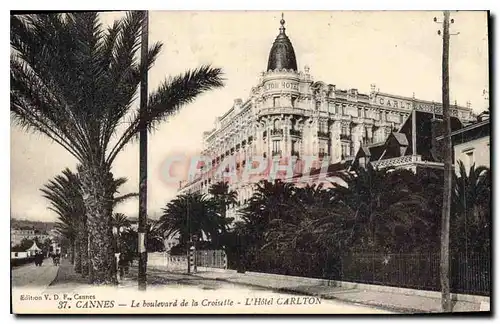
[265,81,299,91]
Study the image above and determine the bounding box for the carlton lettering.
[378,97,412,109]
[265,81,299,91]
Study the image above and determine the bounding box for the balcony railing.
[317,131,330,138]
[270,129,284,136]
[371,155,422,169]
[340,134,351,141]
[290,129,302,137]
[272,150,282,157]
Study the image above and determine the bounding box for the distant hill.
[11,218,57,232]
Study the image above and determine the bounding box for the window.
[291,97,297,108]
[358,108,362,117]
[466,151,474,168]
[272,140,280,152]
[273,97,279,107]
[316,101,321,110]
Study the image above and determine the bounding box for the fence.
[148,250,227,272]
[240,250,490,296]
[196,250,227,269]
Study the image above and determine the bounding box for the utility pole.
[435,11,456,312]
[138,10,149,291]
[187,193,191,274]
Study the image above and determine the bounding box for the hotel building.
[178,15,477,221]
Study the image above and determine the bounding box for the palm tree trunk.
[440,10,452,313]
[81,164,117,285]
[80,221,89,277]
[70,239,75,265]
[74,235,82,273]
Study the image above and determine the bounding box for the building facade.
[446,116,490,174]
[178,16,476,220]
[11,228,51,247]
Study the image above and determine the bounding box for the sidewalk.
[189,270,488,314]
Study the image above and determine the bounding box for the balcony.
[270,129,284,136]
[317,131,330,138]
[272,150,282,157]
[340,134,351,141]
[290,129,302,137]
[371,155,422,169]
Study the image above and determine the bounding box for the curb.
[191,274,421,314]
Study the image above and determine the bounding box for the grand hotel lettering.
[264,81,299,91]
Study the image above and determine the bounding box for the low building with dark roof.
[352,109,464,172]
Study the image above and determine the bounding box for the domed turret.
[267,13,298,72]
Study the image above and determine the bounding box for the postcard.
[10,10,490,315]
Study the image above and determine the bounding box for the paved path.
[40,261,394,314]
[12,261,59,288]
[189,270,486,313]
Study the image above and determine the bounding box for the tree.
[42,168,86,273]
[158,192,226,248]
[208,181,237,246]
[11,12,224,284]
[321,165,429,253]
[451,162,491,254]
[146,221,165,252]
[208,181,238,219]
[41,168,137,277]
[112,213,132,231]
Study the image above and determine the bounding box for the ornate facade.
[178,15,476,221]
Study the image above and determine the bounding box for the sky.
[10,11,489,222]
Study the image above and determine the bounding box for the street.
[11,260,59,288]
[29,260,394,314]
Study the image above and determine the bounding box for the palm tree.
[240,180,297,233]
[11,12,224,284]
[41,168,137,278]
[322,164,429,253]
[158,193,225,247]
[451,162,491,254]
[208,181,237,219]
[112,213,132,231]
[41,168,86,273]
[146,221,166,252]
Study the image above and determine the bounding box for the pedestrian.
[118,253,127,279]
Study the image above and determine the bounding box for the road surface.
[118,265,396,314]
[11,260,59,288]
[14,261,394,314]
